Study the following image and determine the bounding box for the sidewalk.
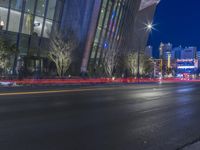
[182,141,200,150]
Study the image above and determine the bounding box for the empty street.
[0,83,199,150]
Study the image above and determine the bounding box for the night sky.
[150,0,200,57]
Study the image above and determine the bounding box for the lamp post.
[136,23,153,81]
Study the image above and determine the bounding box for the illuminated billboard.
[176,59,198,75]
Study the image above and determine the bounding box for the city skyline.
[150,0,200,54]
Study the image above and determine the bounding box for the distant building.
[196,51,200,71]
[181,47,197,59]
[197,51,200,60]
[159,42,173,60]
[145,46,153,57]
[176,59,198,77]
[175,47,197,77]
[153,59,162,77]
[158,43,198,77]
[172,46,183,59]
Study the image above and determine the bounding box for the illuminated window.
[33,16,43,36]
[36,0,46,17]
[43,19,53,38]
[25,0,36,14]
[8,9,21,32]
[10,0,23,11]
[0,0,9,8]
[0,6,8,30]
[46,0,56,19]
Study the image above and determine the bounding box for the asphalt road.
[0,83,200,150]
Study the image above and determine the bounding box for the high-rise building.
[0,0,159,75]
[181,47,197,59]
[84,0,159,73]
[172,46,182,59]
[145,45,153,57]
[196,51,200,70]
[197,51,200,60]
[159,42,173,60]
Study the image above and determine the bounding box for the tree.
[102,47,118,77]
[127,52,138,76]
[127,51,153,77]
[144,58,154,77]
[48,31,77,77]
[0,38,18,75]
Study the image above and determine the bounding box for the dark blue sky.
[150,0,200,54]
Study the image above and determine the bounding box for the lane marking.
[0,83,179,97]
[0,86,132,96]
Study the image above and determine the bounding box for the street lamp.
[136,22,154,81]
[147,24,153,31]
[145,22,155,32]
[0,16,4,28]
[0,19,4,30]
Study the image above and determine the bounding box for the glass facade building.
[85,0,141,73]
[78,0,159,75]
[0,0,64,74]
[89,0,126,68]
[0,0,158,76]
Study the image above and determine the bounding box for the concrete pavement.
[182,141,200,150]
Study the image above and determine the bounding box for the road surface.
[0,83,200,150]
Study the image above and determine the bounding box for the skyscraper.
[0,0,159,76]
[159,42,173,60]
[81,0,159,74]
[145,46,153,57]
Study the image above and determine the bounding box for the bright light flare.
[147,24,152,29]
[144,22,156,32]
[0,20,4,26]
